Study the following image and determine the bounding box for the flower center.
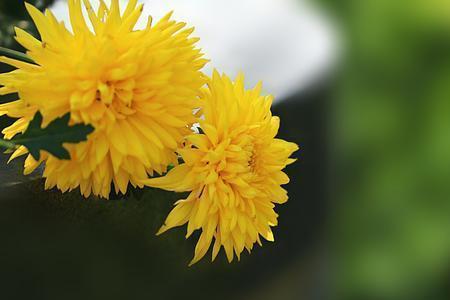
[96,79,136,118]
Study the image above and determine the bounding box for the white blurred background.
[51,0,338,101]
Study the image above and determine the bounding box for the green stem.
[0,139,16,150]
[0,46,35,64]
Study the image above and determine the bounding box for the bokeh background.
[1,0,449,299]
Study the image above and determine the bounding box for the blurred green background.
[319,0,450,299]
[1,0,450,299]
[0,0,55,48]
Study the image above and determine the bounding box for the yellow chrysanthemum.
[142,71,298,265]
[0,0,207,198]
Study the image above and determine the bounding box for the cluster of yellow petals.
[0,0,207,198]
[142,71,298,265]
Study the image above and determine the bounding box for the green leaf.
[0,46,35,64]
[12,112,94,160]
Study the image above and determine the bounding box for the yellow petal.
[142,164,193,192]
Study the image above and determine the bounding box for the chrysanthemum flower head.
[0,0,207,198]
[142,71,298,265]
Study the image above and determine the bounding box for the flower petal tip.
[156,226,168,236]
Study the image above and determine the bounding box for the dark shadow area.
[0,79,330,300]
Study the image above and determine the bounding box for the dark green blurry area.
[319,0,450,299]
[0,0,55,48]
